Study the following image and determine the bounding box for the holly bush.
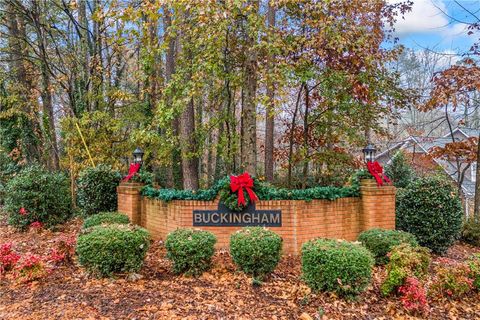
[396,176,463,254]
[82,212,130,229]
[4,165,72,230]
[76,224,150,277]
[301,238,374,297]
[77,164,122,216]
[230,227,282,279]
[358,228,418,265]
[165,228,217,276]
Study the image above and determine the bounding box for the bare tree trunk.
[301,83,310,189]
[78,0,91,114]
[474,132,480,220]
[31,1,60,169]
[5,1,41,162]
[287,84,304,187]
[240,0,259,175]
[163,8,181,188]
[91,0,104,111]
[264,2,276,182]
[177,11,199,190]
[179,97,199,190]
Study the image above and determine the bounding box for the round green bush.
[4,165,72,230]
[82,212,130,229]
[165,228,217,276]
[77,164,122,216]
[301,238,374,297]
[461,218,480,247]
[358,228,418,265]
[230,227,282,279]
[396,176,463,254]
[76,224,150,277]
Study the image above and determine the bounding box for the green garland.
[141,172,367,211]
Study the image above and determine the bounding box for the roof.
[376,127,478,197]
[443,127,480,139]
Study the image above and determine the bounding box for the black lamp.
[362,143,376,163]
[133,147,144,165]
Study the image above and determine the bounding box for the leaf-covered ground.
[1,217,480,320]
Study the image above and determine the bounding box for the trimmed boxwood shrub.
[396,176,463,254]
[82,212,130,229]
[230,227,282,279]
[301,238,374,297]
[76,224,150,277]
[358,228,418,265]
[165,228,217,276]
[77,164,122,216]
[4,165,72,230]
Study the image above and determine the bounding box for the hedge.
[230,227,282,279]
[301,238,374,297]
[76,224,150,277]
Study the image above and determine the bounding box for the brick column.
[360,179,396,231]
[117,182,144,226]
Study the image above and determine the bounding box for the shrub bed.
[396,176,463,254]
[301,238,374,297]
[461,218,480,247]
[76,224,150,277]
[77,165,122,216]
[4,165,72,230]
[468,254,480,290]
[430,259,473,298]
[82,212,130,229]
[165,228,216,276]
[230,227,282,279]
[358,228,418,265]
[381,243,431,296]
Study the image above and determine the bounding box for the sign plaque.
[193,203,281,227]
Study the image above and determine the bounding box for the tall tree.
[240,0,259,175]
[264,1,276,181]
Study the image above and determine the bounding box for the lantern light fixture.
[362,143,377,163]
[133,147,144,165]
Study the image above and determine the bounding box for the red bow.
[230,172,258,206]
[367,161,391,186]
[123,163,141,182]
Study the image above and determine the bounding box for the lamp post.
[132,147,144,166]
[362,143,377,163]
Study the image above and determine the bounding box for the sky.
[388,0,479,54]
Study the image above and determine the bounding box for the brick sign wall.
[117,180,396,254]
